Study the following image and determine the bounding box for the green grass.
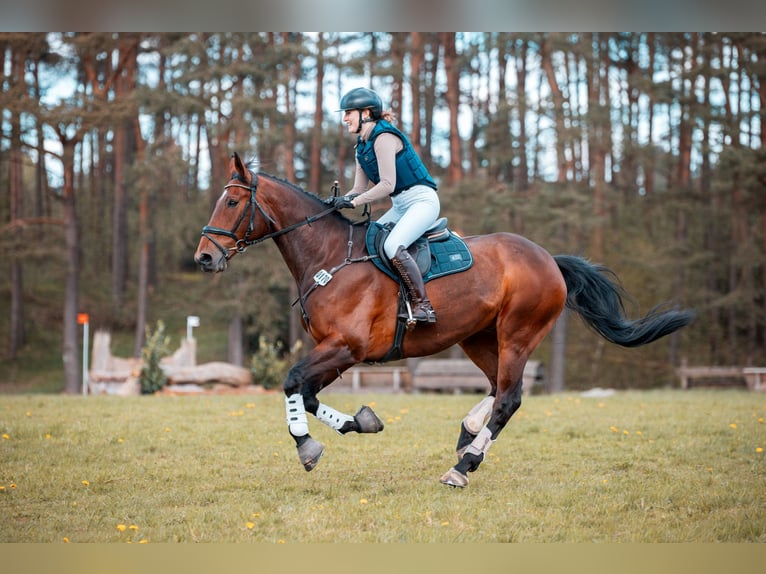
[0,390,764,543]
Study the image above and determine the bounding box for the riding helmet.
[338,87,383,119]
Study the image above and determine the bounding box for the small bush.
[139,320,171,394]
[250,336,303,390]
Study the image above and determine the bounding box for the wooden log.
[163,362,252,387]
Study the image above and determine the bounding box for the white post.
[186,315,200,341]
[78,313,90,395]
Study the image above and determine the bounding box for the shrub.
[139,320,171,394]
[250,336,303,390]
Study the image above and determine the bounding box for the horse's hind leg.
[453,331,499,460]
[440,376,524,488]
[455,395,495,460]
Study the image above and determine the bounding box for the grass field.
[1,389,764,543]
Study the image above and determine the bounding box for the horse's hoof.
[355,405,384,433]
[297,437,324,471]
[440,468,469,488]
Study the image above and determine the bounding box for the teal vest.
[355,120,437,194]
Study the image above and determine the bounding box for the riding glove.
[328,195,356,210]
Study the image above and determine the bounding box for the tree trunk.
[110,36,139,311]
[8,46,25,358]
[514,38,529,192]
[61,137,82,394]
[540,33,568,184]
[441,32,462,185]
[588,33,607,260]
[389,33,406,120]
[309,33,325,195]
[548,309,569,393]
[409,32,423,154]
[228,314,243,366]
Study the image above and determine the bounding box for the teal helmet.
[338,87,383,119]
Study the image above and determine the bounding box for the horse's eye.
[227,199,239,208]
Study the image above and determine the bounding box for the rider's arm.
[351,133,403,206]
[347,160,370,197]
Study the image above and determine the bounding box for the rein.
[200,173,337,261]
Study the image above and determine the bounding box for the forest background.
[0,32,764,395]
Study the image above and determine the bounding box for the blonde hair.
[380,109,397,123]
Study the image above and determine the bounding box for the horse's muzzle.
[194,251,227,273]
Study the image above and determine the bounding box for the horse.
[194,152,694,488]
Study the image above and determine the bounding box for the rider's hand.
[328,195,356,210]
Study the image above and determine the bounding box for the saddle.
[364,218,473,363]
[365,218,473,282]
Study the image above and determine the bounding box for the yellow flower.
[81,480,90,487]
[278,539,286,544]
[2,434,9,440]
[9,483,16,489]
[246,403,255,409]
[246,522,255,530]
[0,486,5,492]
[63,537,70,543]
[359,498,368,505]
[129,525,139,531]
[623,430,629,435]
[45,433,51,440]
[164,427,171,432]
[609,426,618,433]
[139,540,148,544]
[757,447,763,454]
[116,524,127,532]
[729,423,737,429]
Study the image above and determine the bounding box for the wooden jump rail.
[325,359,545,395]
[411,359,544,395]
[677,359,766,391]
[324,366,410,393]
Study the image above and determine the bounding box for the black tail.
[554,255,695,348]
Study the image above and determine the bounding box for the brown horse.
[194,153,694,488]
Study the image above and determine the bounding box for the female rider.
[331,87,440,324]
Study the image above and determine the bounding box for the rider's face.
[343,109,359,133]
[343,109,370,133]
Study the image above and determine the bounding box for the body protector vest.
[355,120,437,195]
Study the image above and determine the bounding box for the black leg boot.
[391,245,437,324]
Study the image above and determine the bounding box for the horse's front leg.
[283,339,384,471]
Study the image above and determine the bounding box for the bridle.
[200,172,336,261]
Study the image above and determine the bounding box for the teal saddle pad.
[364,221,474,283]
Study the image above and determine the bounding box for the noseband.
[200,172,336,260]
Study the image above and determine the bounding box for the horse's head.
[194,152,273,272]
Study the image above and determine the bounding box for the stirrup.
[398,299,437,326]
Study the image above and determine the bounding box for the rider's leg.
[383,186,440,323]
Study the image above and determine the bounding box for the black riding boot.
[391,245,437,324]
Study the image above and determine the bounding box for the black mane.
[257,171,357,223]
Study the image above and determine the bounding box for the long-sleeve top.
[348,122,403,206]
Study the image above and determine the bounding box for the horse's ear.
[229,152,246,180]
